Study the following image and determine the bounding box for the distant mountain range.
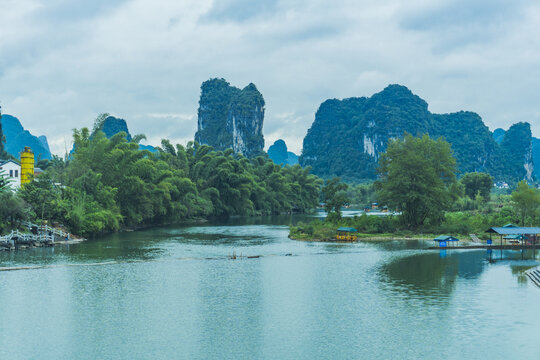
[0,114,52,160]
[300,85,535,182]
[2,83,536,183]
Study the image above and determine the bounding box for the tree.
[91,113,110,134]
[19,172,62,222]
[375,134,458,229]
[0,169,11,193]
[460,172,493,200]
[0,191,31,233]
[511,181,540,226]
[322,177,349,220]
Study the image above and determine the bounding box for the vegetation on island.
[375,134,459,229]
[291,134,540,241]
[0,115,322,237]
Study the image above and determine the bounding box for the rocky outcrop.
[0,114,52,160]
[300,85,535,182]
[195,78,265,158]
[267,139,299,166]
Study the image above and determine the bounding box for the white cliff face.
[231,116,247,155]
[363,133,385,160]
[524,148,534,181]
[363,134,375,157]
[524,162,533,181]
[198,117,205,131]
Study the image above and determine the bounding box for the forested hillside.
[300,85,534,182]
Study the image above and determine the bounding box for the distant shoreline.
[289,234,477,243]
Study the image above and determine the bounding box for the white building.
[0,159,21,189]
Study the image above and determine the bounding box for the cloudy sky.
[1,0,539,155]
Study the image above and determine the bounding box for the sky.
[1,0,539,156]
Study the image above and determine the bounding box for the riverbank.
[0,223,85,251]
[288,213,495,244]
[0,236,85,251]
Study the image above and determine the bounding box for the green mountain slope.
[300,85,534,182]
[194,78,265,158]
[0,114,52,160]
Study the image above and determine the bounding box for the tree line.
[1,117,322,236]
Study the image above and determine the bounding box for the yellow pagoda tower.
[20,146,34,187]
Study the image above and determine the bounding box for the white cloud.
[0,0,539,156]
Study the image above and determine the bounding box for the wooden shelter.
[486,226,540,246]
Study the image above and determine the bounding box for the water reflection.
[379,250,488,300]
[510,265,536,286]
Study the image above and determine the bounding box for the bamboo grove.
[3,126,322,237]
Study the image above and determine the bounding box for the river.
[1,212,539,359]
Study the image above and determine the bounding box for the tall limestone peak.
[195,78,265,158]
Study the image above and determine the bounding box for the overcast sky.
[1,0,539,155]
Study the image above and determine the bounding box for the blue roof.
[337,227,358,232]
[434,235,459,241]
[487,227,540,235]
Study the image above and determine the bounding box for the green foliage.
[0,169,11,192]
[460,172,493,200]
[376,134,458,229]
[346,183,376,206]
[511,181,540,226]
[321,178,349,219]
[18,173,61,221]
[0,191,31,234]
[92,113,110,134]
[12,127,321,237]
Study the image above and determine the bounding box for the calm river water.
[1,212,539,359]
